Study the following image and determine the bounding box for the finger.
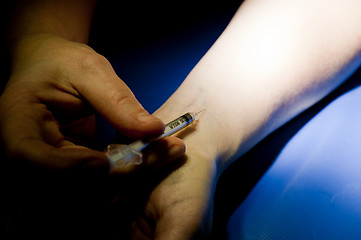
[142,137,186,169]
[110,136,185,175]
[0,96,109,172]
[13,139,110,172]
[73,54,164,139]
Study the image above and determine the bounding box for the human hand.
[1,34,189,236]
[129,150,217,240]
[127,108,232,240]
[0,33,184,172]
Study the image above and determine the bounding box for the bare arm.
[8,0,97,71]
[156,0,361,171]
[9,0,96,44]
[137,1,361,239]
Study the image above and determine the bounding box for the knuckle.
[110,91,137,108]
[78,50,111,74]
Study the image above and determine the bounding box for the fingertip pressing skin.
[142,137,186,167]
[136,111,166,137]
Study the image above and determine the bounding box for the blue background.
[89,2,361,239]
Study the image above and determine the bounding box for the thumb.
[74,55,164,139]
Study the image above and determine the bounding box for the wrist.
[9,33,92,75]
[8,0,96,46]
[9,32,59,67]
[154,98,238,173]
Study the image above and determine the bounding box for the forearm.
[9,0,96,44]
[155,0,361,171]
[8,0,97,70]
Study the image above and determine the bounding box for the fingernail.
[137,111,153,123]
[146,152,158,165]
[168,145,185,158]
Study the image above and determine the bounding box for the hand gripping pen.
[106,110,204,168]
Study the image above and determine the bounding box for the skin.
[2,0,185,170]
[131,0,361,239]
[2,1,185,237]
[2,0,361,239]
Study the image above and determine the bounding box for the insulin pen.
[106,110,204,168]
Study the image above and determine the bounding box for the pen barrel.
[130,113,194,152]
[107,112,197,167]
[161,113,194,138]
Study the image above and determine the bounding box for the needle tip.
[194,109,206,120]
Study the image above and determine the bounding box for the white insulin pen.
[106,110,204,168]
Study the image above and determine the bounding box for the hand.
[127,109,230,240]
[0,33,170,171]
[129,149,217,240]
[1,34,188,237]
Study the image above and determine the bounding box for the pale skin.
[2,0,361,239]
